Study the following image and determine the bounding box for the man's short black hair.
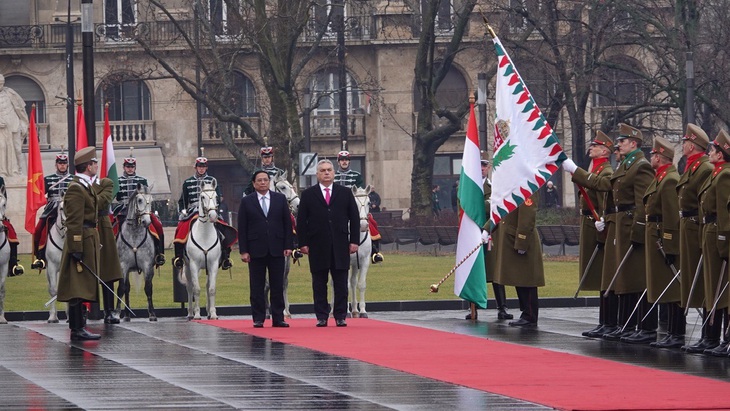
[251,170,270,182]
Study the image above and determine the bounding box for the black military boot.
[220,247,233,270]
[102,283,120,325]
[70,303,100,341]
[31,247,46,270]
[154,238,166,267]
[493,283,513,320]
[8,242,23,277]
[173,243,185,269]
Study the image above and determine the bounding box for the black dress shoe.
[508,318,537,328]
[584,325,616,338]
[71,328,101,341]
[650,334,670,347]
[465,312,477,320]
[336,319,347,327]
[253,321,264,328]
[602,328,635,341]
[682,338,720,353]
[581,324,603,337]
[104,314,120,325]
[497,308,514,320]
[316,319,328,327]
[652,334,685,349]
[621,330,657,345]
[272,321,290,328]
[704,341,729,356]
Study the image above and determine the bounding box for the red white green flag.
[454,102,487,309]
[100,105,119,197]
[25,106,46,234]
[76,103,88,151]
[489,36,566,228]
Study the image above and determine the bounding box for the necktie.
[261,196,268,216]
[324,187,331,205]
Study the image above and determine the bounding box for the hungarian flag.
[25,106,46,234]
[453,102,487,308]
[100,105,119,197]
[489,35,566,228]
[76,103,88,150]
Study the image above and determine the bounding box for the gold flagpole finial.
[263,136,269,146]
[479,11,497,39]
[469,93,476,104]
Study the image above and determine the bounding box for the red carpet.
[199,318,730,411]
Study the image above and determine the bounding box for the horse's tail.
[177,266,187,285]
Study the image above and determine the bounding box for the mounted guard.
[173,155,236,270]
[31,152,71,271]
[244,144,285,196]
[112,149,166,267]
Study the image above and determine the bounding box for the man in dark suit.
[238,170,294,328]
[297,159,359,327]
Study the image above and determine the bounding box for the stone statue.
[0,74,29,176]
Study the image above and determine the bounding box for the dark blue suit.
[297,183,359,321]
[238,190,293,323]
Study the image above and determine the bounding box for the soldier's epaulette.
[657,170,668,183]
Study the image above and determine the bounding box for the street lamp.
[477,73,488,153]
[302,87,312,188]
[81,0,96,145]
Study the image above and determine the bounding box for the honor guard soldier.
[113,153,166,266]
[466,157,513,321]
[244,145,285,196]
[334,149,384,263]
[173,156,236,270]
[31,152,71,270]
[697,130,730,356]
[676,124,713,353]
[563,131,616,337]
[643,137,682,347]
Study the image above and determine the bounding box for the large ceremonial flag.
[489,35,566,228]
[453,102,487,308]
[100,105,119,197]
[76,103,88,150]
[25,106,46,234]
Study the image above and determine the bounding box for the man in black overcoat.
[238,170,293,328]
[297,159,359,327]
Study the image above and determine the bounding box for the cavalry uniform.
[57,146,104,340]
[0,176,23,277]
[677,124,714,353]
[334,150,383,263]
[570,131,616,337]
[114,156,166,266]
[95,177,123,324]
[32,155,72,270]
[493,192,543,326]
[698,130,730,355]
[173,156,236,270]
[643,137,682,348]
[244,146,285,196]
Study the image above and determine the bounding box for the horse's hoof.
[352,312,359,318]
[123,317,131,323]
[360,313,368,319]
[186,316,194,321]
[208,315,218,320]
[284,314,292,319]
[48,319,59,324]
[149,316,157,322]
[0,319,7,325]
[193,316,201,320]
[346,312,352,319]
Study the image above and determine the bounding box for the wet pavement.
[0,306,727,410]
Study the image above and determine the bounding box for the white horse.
[349,185,372,318]
[116,184,157,321]
[266,173,300,318]
[0,193,10,324]
[178,181,221,320]
[44,200,67,323]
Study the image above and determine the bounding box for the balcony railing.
[22,124,51,150]
[301,15,374,42]
[309,113,366,140]
[201,117,262,143]
[95,120,156,146]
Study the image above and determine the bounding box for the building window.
[104,0,136,40]
[95,75,151,121]
[413,63,467,112]
[5,75,46,123]
[421,0,453,32]
[311,0,345,37]
[308,68,362,134]
[202,71,258,117]
[206,0,242,36]
[594,62,646,107]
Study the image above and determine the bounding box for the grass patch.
[3,252,581,312]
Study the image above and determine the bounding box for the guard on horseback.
[334,147,384,264]
[31,152,71,271]
[173,156,236,270]
[0,177,23,277]
[113,152,166,267]
[244,145,285,196]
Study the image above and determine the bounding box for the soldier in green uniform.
[643,137,681,347]
[563,131,615,337]
[676,124,713,353]
[114,155,166,266]
[697,130,730,356]
[493,191,543,327]
[244,146,285,196]
[58,146,109,341]
[31,152,71,270]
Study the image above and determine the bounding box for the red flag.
[76,103,88,150]
[25,106,47,234]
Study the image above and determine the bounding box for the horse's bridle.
[198,188,218,222]
[353,192,370,226]
[128,191,152,226]
[274,179,300,214]
[48,203,67,252]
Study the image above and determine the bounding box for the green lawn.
[3,252,582,312]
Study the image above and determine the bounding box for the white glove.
[517,249,527,255]
[594,217,605,232]
[562,158,578,173]
[481,230,490,244]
